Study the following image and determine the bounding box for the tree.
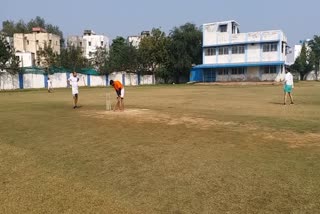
[138,28,169,76]
[291,43,313,80]
[58,46,88,70]
[167,23,202,83]
[37,42,58,70]
[92,46,108,74]
[1,16,64,46]
[106,37,138,73]
[0,34,19,74]
[308,35,320,80]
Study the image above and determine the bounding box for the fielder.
[47,77,53,93]
[110,80,125,111]
[283,68,294,105]
[68,71,80,109]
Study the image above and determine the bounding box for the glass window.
[232,45,245,54]
[219,24,227,32]
[205,48,216,56]
[263,43,278,52]
[231,67,245,75]
[219,46,229,55]
[263,66,277,74]
[218,69,229,75]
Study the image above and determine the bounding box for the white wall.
[15,52,34,67]
[90,75,106,87]
[109,72,123,85]
[23,74,44,89]
[77,73,88,87]
[204,56,216,64]
[140,75,154,85]
[246,67,260,81]
[261,52,278,62]
[231,54,245,63]
[261,73,278,81]
[304,71,320,81]
[49,73,67,88]
[0,71,156,90]
[218,55,229,64]
[125,73,138,86]
[0,73,19,90]
[247,44,260,62]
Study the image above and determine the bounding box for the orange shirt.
[113,81,123,91]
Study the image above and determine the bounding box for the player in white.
[47,77,53,93]
[283,68,294,105]
[68,71,80,109]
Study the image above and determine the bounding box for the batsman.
[109,80,125,111]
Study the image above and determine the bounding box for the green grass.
[1,82,320,213]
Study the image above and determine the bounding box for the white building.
[5,36,13,47]
[14,27,60,66]
[15,52,35,67]
[67,35,86,52]
[127,36,141,48]
[190,20,288,82]
[127,31,150,48]
[67,30,109,59]
[82,30,109,59]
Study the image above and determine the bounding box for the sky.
[1,0,320,47]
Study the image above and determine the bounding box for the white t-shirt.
[68,76,79,94]
[47,80,52,88]
[284,72,294,86]
[68,76,79,88]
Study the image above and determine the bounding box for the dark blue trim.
[106,74,109,86]
[44,74,48,88]
[137,73,141,85]
[87,74,91,86]
[122,73,125,86]
[66,73,70,87]
[193,61,285,69]
[18,73,23,89]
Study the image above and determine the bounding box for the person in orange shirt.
[110,80,125,111]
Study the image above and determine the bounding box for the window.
[263,66,277,74]
[218,69,229,75]
[36,40,39,45]
[263,43,278,52]
[231,67,245,75]
[27,40,29,45]
[232,45,245,54]
[79,42,82,46]
[49,40,52,46]
[203,68,216,82]
[218,46,229,55]
[205,48,216,56]
[101,41,104,46]
[219,24,227,32]
[88,41,92,46]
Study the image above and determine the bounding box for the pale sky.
[1,0,320,47]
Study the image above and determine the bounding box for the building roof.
[32,27,46,33]
[203,20,240,26]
